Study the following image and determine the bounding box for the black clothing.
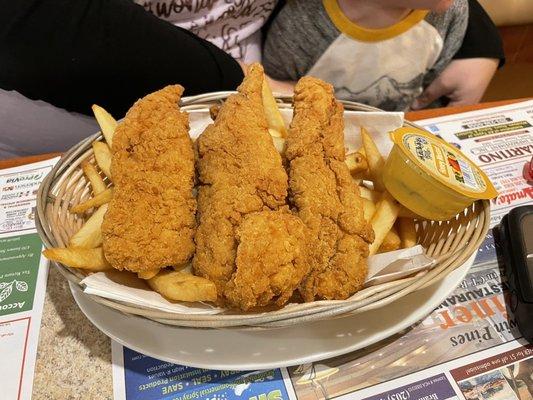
[0,0,503,117]
[0,0,244,117]
[454,0,505,67]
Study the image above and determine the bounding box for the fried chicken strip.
[225,211,308,310]
[286,77,374,301]
[102,85,196,272]
[194,64,308,309]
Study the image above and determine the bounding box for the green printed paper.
[456,121,532,140]
[0,234,42,317]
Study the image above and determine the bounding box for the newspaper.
[110,101,533,400]
[421,100,533,228]
[110,261,531,400]
[0,157,59,400]
[421,100,533,267]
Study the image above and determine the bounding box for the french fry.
[345,151,368,175]
[148,270,217,302]
[272,136,286,154]
[378,227,401,253]
[82,161,106,195]
[368,191,400,255]
[92,141,112,180]
[262,77,287,138]
[43,247,112,272]
[398,206,424,219]
[71,188,113,214]
[209,105,220,121]
[177,264,192,273]
[398,218,417,248]
[92,104,118,148]
[359,186,381,203]
[352,176,363,186]
[361,127,385,191]
[362,198,376,222]
[138,269,160,280]
[69,204,108,248]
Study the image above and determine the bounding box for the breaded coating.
[194,64,306,308]
[286,77,374,301]
[102,85,196,272]
[225,211,308,311]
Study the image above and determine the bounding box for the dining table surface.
[0,98,527,399]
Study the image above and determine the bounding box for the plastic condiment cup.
[383,126,498,221]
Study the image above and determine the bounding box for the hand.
[411,58,499,109]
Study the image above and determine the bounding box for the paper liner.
[82,110,421,315]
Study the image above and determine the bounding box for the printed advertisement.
[0,163,51,234]
[0,234,43,317]
[353,374,457,400]
[418,100,533,268]
[112,343,293,400]
[284,263,514,400]
[111,102,533,400]
[420,100,533,228]
[451,344,533,400]
[0,157,58,400]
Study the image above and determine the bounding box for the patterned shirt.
[134,0,277,62]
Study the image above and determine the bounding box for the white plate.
[69,253,474,371]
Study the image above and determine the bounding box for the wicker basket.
[36,92,490,329]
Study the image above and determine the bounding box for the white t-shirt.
[263,0,468,111]
[134,0,277,62]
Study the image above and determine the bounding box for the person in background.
[263,0,502,111]
[0,0,503,157]
[0,0,244,158]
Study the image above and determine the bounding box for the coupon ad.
[0,157,58,400]
[112,342,294,400]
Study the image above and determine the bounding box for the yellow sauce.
[383,126,497,220]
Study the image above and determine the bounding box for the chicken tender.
[102,85,196,272]
[286,77,374,301]
[225,211,308,311]
[194,64,307,308]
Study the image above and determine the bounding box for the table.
[0,99,525,400]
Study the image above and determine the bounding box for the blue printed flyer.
[112,342,294,400]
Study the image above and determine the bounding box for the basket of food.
[36,64,494,329]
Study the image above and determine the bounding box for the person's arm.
[453,0,505,66]
[412,58,498,108]
[412,0,504,109]
[0,0,244,117]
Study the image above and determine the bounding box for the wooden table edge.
[0,153,61,170]
[405,98,531,121]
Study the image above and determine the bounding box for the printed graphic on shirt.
[307,21,443,111]
[337,74,425,112]
[134,0,277,62]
